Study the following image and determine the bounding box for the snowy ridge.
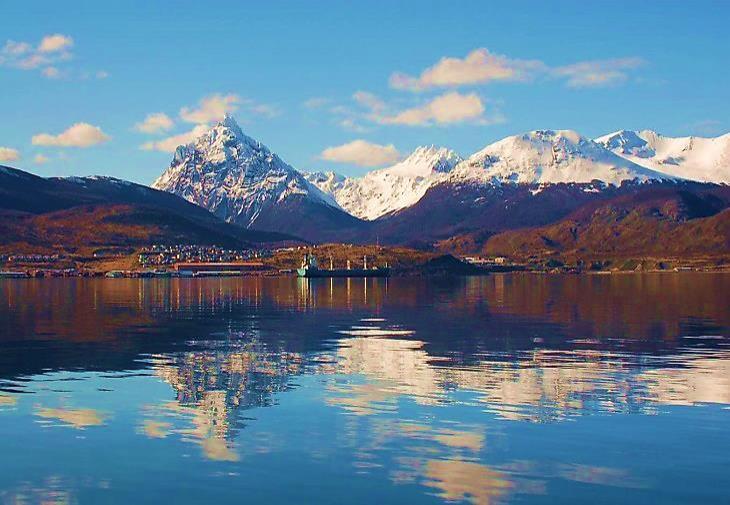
[595,130,730,183]
[62,175,136,187]
[152,115,339,227]
[305,171,347,196]
[307,146,463,220]
[151,121,728,230]
[448,130,670,186]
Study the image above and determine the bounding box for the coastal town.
[0,242,510,278]
[0,245,279,278]
[0,242,724,279]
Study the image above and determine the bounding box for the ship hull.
[297,267,390,278]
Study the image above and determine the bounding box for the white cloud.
[390,48,544,91]
[353,91,497,127]
[338,118,370,133]
[389,48,644,91]
[16,53,49,70]
[141,124,209,153]
[42,66,61,79]
[180,93,241,124]
[138,94,278,155]
[2,40,30,56]
[2,36,101,81]
[0,147,20,163]
[33,154,50,164]
[323,100,370,132]
[135,112,174,134]
[353,91,386,113]
[552,58,644,88]
[38,34,73,53]
[380,92,486,126]
[1,34,75,76]
[320,140,401,167]
[32,123,111,148]
[178,93,280,124]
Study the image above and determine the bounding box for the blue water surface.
[1,274,729,504]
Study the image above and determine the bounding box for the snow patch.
[596,130,730,183]
[449,129,670,186]
[153,115,340,227]
[306,145,463,220]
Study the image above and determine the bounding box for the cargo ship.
[297,254,390,278]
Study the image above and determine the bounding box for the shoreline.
[2,267,730,280]
[3,247,729,279]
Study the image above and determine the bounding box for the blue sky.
[1,0,728,183]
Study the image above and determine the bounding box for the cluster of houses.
[462,256,508,266]
[0,253,62,264]
[137,245,272,268]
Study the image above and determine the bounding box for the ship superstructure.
[296,253,390,278]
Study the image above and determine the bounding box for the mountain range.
[150,117,730,256]
[4,115,729,260]
[305,145,463,220]
[152,116,360,240]
[596,130,730,183]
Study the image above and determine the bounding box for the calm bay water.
[1,274,729,504]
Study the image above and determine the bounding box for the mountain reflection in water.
[0,274,729,504]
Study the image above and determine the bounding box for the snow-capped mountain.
[152,116,358,239]
[366,130,687,245]
[448,130,669,186]
[305,171,347,196]
[306,146,463,220]
[153,115,337,224]
[595,130,730,183]
[151,121,728,244]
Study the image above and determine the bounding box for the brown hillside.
[481,189,730,261]
[0,165,298,254]
[0,205,262,254]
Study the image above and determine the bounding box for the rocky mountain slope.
[307,146,462,220]
[364,130,674,245]
[147,122,729,255]
[309,130,671,227]
[153,116,361,240]
[448,129,669,186]
[479,184,730,261]
[310,131,670,221]
[595,130,730,183]
[0,165,291,253]
[370,180,644,245]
